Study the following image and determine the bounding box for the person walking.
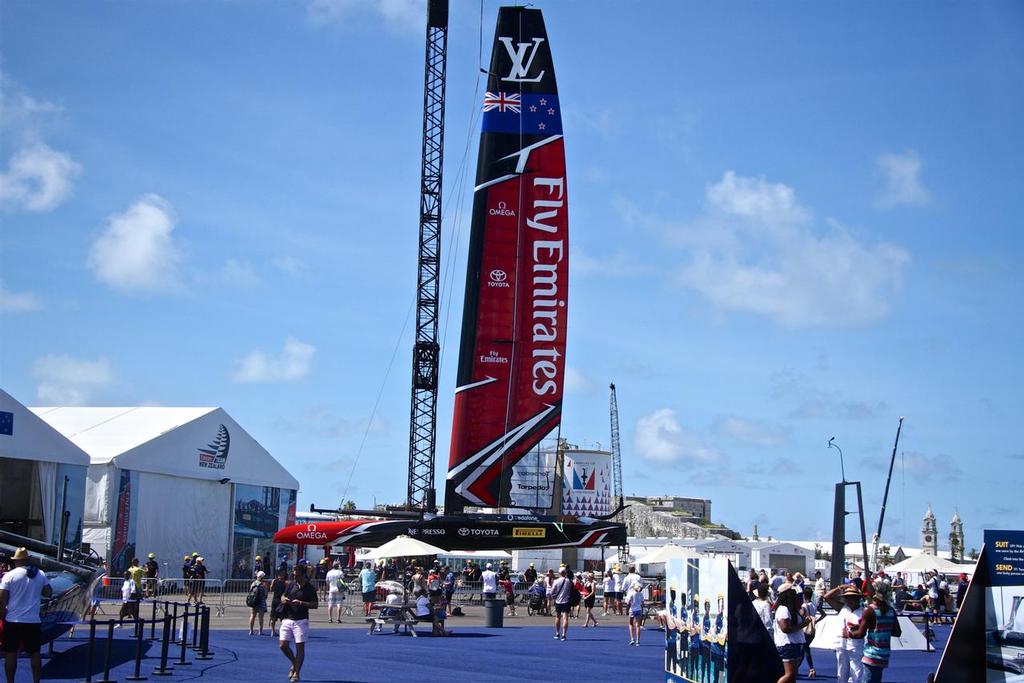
[800,586,819,679]
[773,582,806,683]
[144,553,159,597]
[611,566,624,615]
[269,567,288,636]
[601,570,613,616]
[499,573,516,616]
[581,572,599,627]
[191,556,208,604]
[359,562,376,617]
[325,561,347,623]
[823,583,865,683]
[118,568,141,626]
[524,563,537,585]
[442,565,456,615]
[626,580,645,646]
[0,548,52,683]
[481,563,498,601]
[850,580,899,683]
[752,584,773,635]
[248,571,268,636]
[551,567,572,641]
[278,565,318,682]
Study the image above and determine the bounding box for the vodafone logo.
[488,269,510,289]
[294,523,329,541]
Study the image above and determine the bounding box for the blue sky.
[2,1,1022,552]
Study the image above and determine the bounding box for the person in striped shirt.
[848,579,900,683]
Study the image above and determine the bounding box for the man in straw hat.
[823,582,865,683]
[0,548,52,683]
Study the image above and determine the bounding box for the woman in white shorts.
[278,566,319,682]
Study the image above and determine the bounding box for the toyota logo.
[458,528,470,536]
[489,269,507,283]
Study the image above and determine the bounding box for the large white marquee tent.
[33,406,299,579]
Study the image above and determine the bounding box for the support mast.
[609,383,628,561]
[871,416,904,571]
[406,0,448,513]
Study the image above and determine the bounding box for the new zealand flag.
[482,92,562,135]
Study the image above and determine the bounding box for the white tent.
[1,389,90,547]
[357,536,447,560]
[884,553,973,584]
[636,544,692,565]
[33,406,299,579]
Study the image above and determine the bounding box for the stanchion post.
[170,603,178,645]
[95,620,116,683]
[176,604,191,666]
[195,605,213,661]
[191,605,200,649]
[84,619,97,683]
[150,600,157,640]
[125,612,148,681]
[152,614,173,676]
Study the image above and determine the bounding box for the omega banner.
[446,6,568,512]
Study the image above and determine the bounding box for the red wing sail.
[445,7,568,513]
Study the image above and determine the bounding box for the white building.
[33,406,299,579]
[1,389,90,548]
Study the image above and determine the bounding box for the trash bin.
[483,599,505,628]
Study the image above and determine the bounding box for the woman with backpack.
[248,571,268,636]
[269,568,288,636]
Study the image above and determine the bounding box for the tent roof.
[636,544,693,565]
[31,406,299,491]
[0,389,90,466]
[884,553,973,575]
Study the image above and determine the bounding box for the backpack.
[245,583,262,608]
[428,574,441,592]
[569,583,581,607]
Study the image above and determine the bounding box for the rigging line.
[339,297,416,506]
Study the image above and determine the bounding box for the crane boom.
[406,0,448,512]
[871,416,904,571]
[609,383,628,561]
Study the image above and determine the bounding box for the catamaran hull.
[273,515,625,551]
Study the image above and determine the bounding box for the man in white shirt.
[622,565,642,596]
[325,561,347,623]
[611,567,624,615]
[0,548,53,683]
[481,563,498,601]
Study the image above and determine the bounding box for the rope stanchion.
[195,606,213,661]
[83,619,97,683]
[176,604,192,666]
[95,620,116,683]
[151,614,173,676]
[170,603,178,646]
[125,613,148,681]
[150,600,157,640]
[191,605,200,650]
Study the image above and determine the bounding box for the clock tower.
[922,504,937,556]
[950,510,964,562]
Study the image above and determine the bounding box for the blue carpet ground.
[14,624,952,682]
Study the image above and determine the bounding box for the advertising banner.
[110,469,138,573]
[664,557,729,683]
[561,450,612,517]
[509,446,557,510]
[984,529,1024,681]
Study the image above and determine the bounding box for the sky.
[2,0,1022,553]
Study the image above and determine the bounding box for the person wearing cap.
[823,583,865,683]
[523,563,537,585]
[248,571,269,635]
[955,572,969,610]
[849,579,900,682]
[625,577,645,646]
[772,581,807,683]
[441,565,456,615]
[481,562,498,601]
[191,557,208,605]
[181,554,194,600]
[126,557,146,598]
[144,553,159,597]
[611,565,624,615]
[358,562,376,617]
[551,567,572,640]
[0,548,52,683]
[601,570,613,616]
[253,555,263,577]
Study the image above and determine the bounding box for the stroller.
[527,581,548,616]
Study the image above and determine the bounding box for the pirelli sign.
[512,527,546,539]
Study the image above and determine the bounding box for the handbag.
[273,581,293,618]
[801,607,816,638]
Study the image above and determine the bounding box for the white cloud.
[876,150,931,209]
[0,280,41,312]
[89,194,181,291]
[712,415,788,447]
[564,366,592,394]
[233,338,315,383]
[673,171,910,326]
[272,255,307,276]
[306,0,423,33]
[32,354,113,405]
[222,259,260,287]
[634,408,720,463]
[0,143,81,212]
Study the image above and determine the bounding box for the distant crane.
[870,416,904,572]
[406,0,449,513]
[609,383,629,562]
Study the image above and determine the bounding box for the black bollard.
[191,605,200,649]
[176,605,191,666]
[84,619,97,683]
[125,612,148,681]
[195,606,213,661]
[170,603,178,645]
[150,600,157,640]
[151,615,173,676]
[95,620,116,683]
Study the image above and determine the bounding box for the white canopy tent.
[0,389,90,547]
[33,406,299,579]
[356,536,448,561]
[884,553,973,584]
[636,544,692,565]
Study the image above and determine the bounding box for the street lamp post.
[828,437,846,483]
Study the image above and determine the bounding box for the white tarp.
[812,614,928,651]
[357,536,448,561]
[1,390,90,466]
[135,472,232,578]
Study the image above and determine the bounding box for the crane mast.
[870,416,904,572]
[609,383,628,561]
[406,0,448,513]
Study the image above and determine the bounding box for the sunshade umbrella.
[375,580,406,595]
[357,535,448,560]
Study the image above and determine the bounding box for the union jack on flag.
[483,91,521,113]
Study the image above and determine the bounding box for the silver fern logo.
[198,424,230,469]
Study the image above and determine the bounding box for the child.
[626,581,645,646]
[500,574,516,616]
